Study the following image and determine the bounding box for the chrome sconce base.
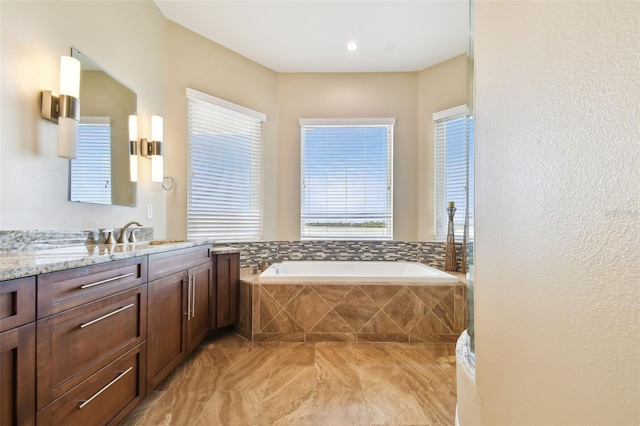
[41,91,80,123]
[140,138,162,157]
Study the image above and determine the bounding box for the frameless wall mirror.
[69,48,137,206]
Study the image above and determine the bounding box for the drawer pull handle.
[80,272,135,289]
[79,304,135,329]
[78,366,133,409]
[191,274,196,319]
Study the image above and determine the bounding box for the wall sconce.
[149,115,164,183]
[128,115,138,182]
[129,115,164,182]
[41,56,81,159]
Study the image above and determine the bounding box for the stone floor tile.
[123,333,457,426]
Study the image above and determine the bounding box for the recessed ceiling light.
[346,42,359,51]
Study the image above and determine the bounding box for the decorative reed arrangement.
[445,201,457,271]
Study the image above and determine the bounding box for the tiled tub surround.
[237,275,466,343]
[215,240,464,271]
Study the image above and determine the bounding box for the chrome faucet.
[117,221,143,244]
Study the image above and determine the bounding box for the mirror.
[69,48,137,206]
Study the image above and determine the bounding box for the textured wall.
[473,1,640,425]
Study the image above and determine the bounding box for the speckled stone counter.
[0,240,241,282]
[211,246,242,255]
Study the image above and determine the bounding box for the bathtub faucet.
[258,260,269,271]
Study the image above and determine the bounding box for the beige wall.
[471,1,640,425]
[164,22,278,240]
[0,0,167,236]
[276,72,419,240]
[0,1,467,242]
[417,54,468,241]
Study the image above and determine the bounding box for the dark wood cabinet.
[37,256,146,319]
[147,245,211,282]
[0,276,35,333]
[36,343,146,426]
[0,322,36,426]
[0,243,237,425]
[186,261,213,353]
[35,257,148,424]
[215,253,240,328]
[0,276,36,426]
[36,285,147,409]
[146,271,188,390]
[147,245,215,389]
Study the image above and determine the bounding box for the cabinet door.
[147,271,188,390]
[1,323,36,426]
[186,262,212,353]
[216,253,240,328]
[0,277,35,333]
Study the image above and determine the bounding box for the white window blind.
[70,117,111,205]
[187,88,265,241]
[300,118,394,240]
[434,105,474,240]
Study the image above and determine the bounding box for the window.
[187,88,265,241]
[300,118,394,240]
[434,105,474,240]
[70,117,111,205]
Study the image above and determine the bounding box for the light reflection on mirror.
[69,48,137,206]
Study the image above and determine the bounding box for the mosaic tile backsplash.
[215,240,463,271]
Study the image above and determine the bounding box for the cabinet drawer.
[0,276,35,333]
[37,343,146,426]
[37,285,147,409]
[38,256,147,318]
[148,245,211,281]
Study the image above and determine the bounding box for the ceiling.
[153,1,470,73]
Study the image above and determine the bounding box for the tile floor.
[121,333,457,426]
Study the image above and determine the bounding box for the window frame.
[299,117,395,241]
[70,116,112,205]
[433,104,473,241]
[186,88,266,242]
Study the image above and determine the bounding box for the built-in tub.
[237,261,466,343]
[258,260,458,283]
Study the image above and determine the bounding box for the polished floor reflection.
[121,333,457,426]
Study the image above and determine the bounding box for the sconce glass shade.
[128,115,138,182]
[130,154,138,183]
[151,115,163,142]
[128,115,138,141]
[57,56,81,159]
[151,155,163,183]
[60,56,80,98]
[151,115,163,183]
[58,117,78,158]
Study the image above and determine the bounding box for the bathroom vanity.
[0,241,240,425]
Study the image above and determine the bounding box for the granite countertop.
[0,241,240,281]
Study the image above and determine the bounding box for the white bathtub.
[258,261,458,284]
